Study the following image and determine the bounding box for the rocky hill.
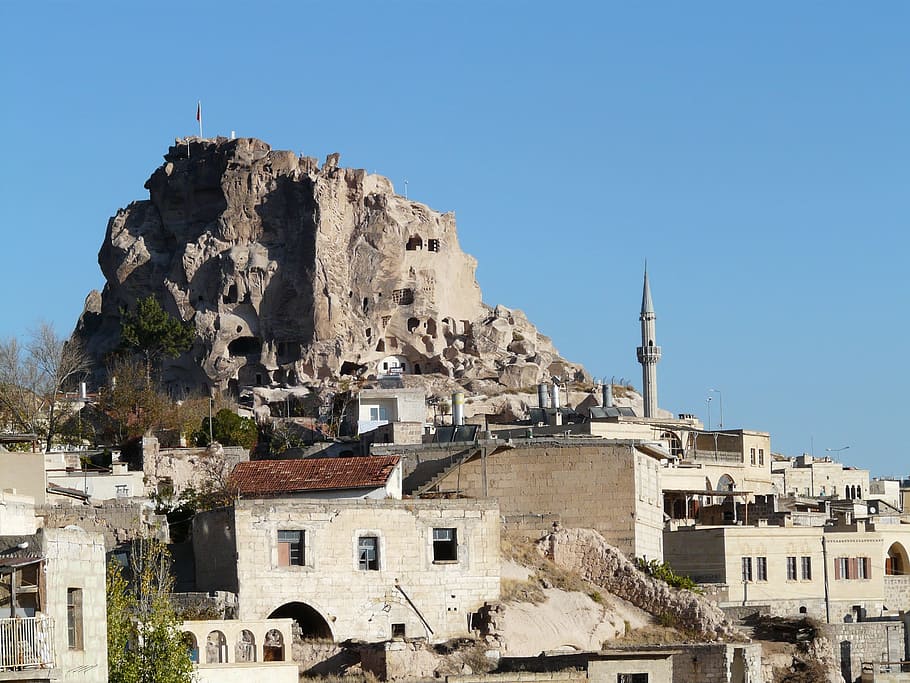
[74,137,588,396]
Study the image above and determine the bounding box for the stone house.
[0,493,107,682]
[665,516,910,623]
[772,453,870,500]
[357,387,425,434]
[192,497,500,643]
[390,438,666,561]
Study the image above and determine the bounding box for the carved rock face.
[75,137,587,394]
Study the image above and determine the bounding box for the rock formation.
[75,137,588,396]
[542,527,739,641]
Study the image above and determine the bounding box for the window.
[359,536,379,570]
[617,675,648,683]
[391,623,406,638]
[433,528,458,562]
[758,448,765,466]
[115,484,129,498]
[278,530,304,566]
[858,557,870,580]
[756,557,768,581]
[428,239,440,252]
[369,406,389,422]
[801,556,812,580]
[787,556,797,581]
[750,448,756,466]
[742,557,753,582]
[67,588,83,649]
[836,558,849,580]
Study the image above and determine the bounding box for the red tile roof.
[229,456,400,497]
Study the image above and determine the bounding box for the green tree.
[119,296,194,384]
[194,408,258,449]
[106,538,194,683]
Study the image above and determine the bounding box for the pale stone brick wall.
[884,576,910,612]
[197,498,500,643]
[42,527,108,683]
[670,642,762,683]
[37,500,167,550]
[823,620,906,683]
[434,441,664,560]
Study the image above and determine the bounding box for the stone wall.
[822,620,906,683]
[433,440,664,560]
[670,643,763,683]
[36,500,167,550]
[448,673,585,683]
[195,497,500,643]
[42,526,108,682]
[884,576,910,612]
[142,436,249,496]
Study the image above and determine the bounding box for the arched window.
[182,632,199,663]
[236,630,256,662]
[406,235,423,250]
[206,630,227,663]
[264,629,285,661]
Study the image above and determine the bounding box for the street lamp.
[709,388,724,429]
[706,396,712,431]
[825,446,850,458]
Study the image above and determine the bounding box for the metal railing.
[0,616,56,670]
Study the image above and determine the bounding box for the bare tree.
[0,322,90,451]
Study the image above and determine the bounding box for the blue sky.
[1,2,907,475]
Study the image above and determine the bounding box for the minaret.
[636,266,661,417]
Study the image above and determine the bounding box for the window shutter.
[278,542,290,566]
[849,557,858,580]
[834,558,841,580]
[863,557,871,578]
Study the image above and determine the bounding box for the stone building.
[399,438,666,560]
[192,497,500,643]
[0,494,107,682]
[772,453,870,499]
[665,516,910,623]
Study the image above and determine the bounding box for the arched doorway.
[269,601,333,640]
[886,542,909,576]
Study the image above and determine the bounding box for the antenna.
[404,179,409,199]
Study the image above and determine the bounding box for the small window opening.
[67,588,83,650]
[433,528,458,562]
[407,317,420,333]
[406,235,423,250]
[278,530,305,566]
[428,239,440,252]
[392,623,406,638]
[358,536,379,570]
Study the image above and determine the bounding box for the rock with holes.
[74,136,587,395]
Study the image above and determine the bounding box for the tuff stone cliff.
[75,137,588,395]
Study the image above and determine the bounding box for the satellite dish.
[868,506,878,515]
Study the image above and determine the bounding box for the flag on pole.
[196,101,203,138]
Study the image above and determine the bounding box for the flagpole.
[197,100,203,138]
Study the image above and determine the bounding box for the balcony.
[691,449,744,465]
[0,616,56,671]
